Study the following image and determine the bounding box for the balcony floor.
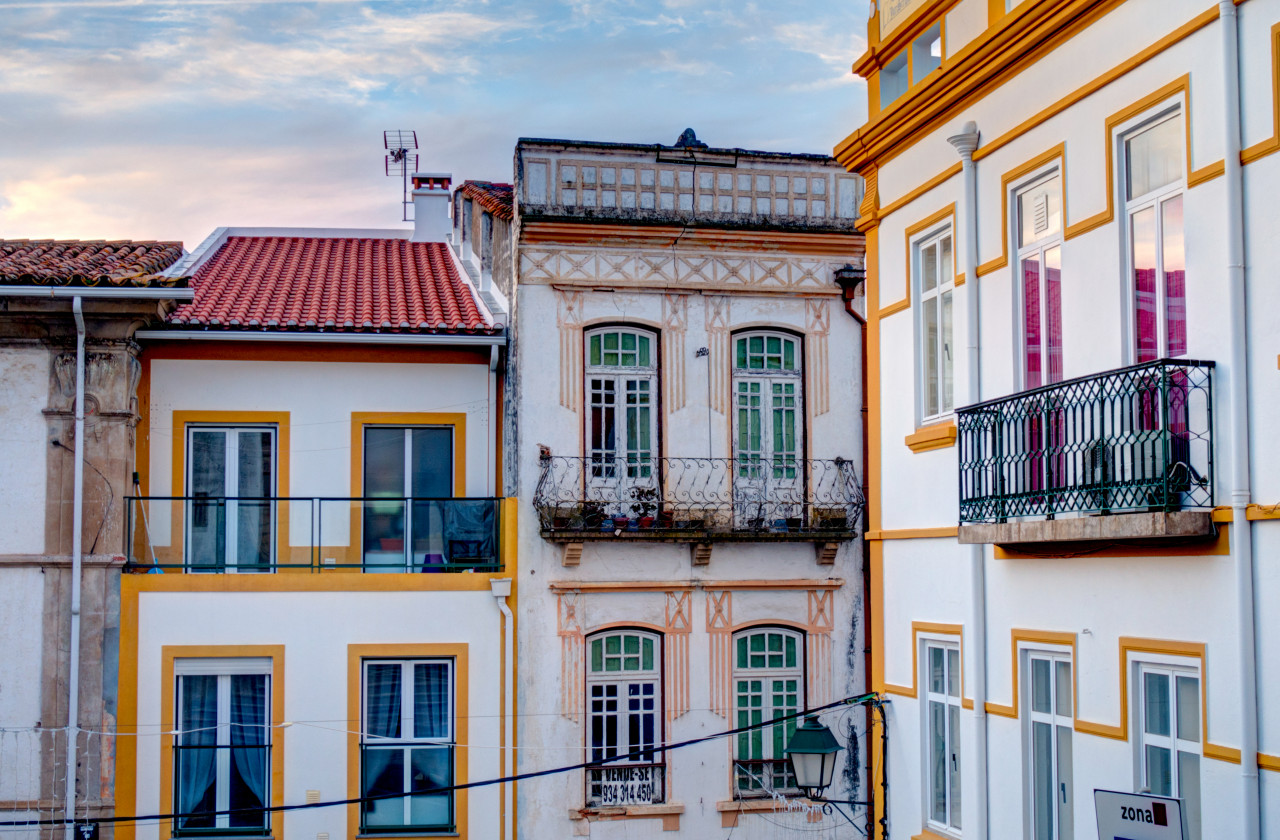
[957,510,1215,546]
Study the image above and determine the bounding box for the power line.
[0,693,881,829]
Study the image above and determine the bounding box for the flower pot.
[612,516,631,531]
[638,516,655,529]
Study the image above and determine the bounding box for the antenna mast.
[383,129,419,222]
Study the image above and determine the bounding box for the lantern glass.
[783,715,842,798]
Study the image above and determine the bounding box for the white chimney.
[411,172,452,242]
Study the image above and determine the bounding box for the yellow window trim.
[1241,22,1280,164]
[347,643,470,840]
[882,621,975,710]
[158,645,286,840]
[166,411,292,569]
[883,203,956,318]
[905,421,958,453]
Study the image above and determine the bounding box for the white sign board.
[594,766,658,806]
[1094,790,1188,840]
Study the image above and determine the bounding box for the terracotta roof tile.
[459,181,513,222]
[0,239,185,286]
[168,236,494,334]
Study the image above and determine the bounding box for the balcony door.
[363,427,453,571]
[186,427,275,572]
[732,332,803,527]
[585,328,658,512]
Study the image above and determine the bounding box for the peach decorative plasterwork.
[706,590,734,718]
[555,289,585,412]
[805,298,831,417]
[665,591,692,723]
[662,294,689,412]
[807,590,835,708]
[704,295,731,416]
[557,592,585,722]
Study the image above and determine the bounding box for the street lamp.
[784,715,841,800]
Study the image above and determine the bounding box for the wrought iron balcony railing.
[533,455,864,540]
[125,496,502,573]
[957,359,1214,523]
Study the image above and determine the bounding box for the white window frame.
[1117,103,1186,364]
[1021,646,1073,840]
[184,425,277,572]
[731,627,805,798]
[173,658,273,836]
[922,637,962,836]
[585,629,664,806]
[584,327,658,494]
[360,658,456,832]
[732,330,803,481]
[1133,656,1201,840]
[914,227,956,424]
[1013,169,1065,391]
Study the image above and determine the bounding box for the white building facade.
[488,133,871,837]
[838,1,1279,838]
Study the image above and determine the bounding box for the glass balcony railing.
[125,497,502,573]
[533,455,864,541]
[956,359,1214,523]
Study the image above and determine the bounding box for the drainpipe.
[947,121,988,840]
[65,296,86,840]
[1219,3,1259,837]
[490,578,515,840]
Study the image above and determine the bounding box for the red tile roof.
[459,181,513,222]
[168,236,494,334]
[0,239,185,286]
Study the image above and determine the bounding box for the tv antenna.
[384,129,419,222]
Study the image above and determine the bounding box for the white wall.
[0,346,48,555]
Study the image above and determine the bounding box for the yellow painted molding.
[905,421,958,453]
[976,143,1067,280]
[159,645,286,840]
[884,203,957,318]
[1247,503,1280,521]
[984,629,1078,720]
[866,526,960,541]
[877,163,964,220]
[882,621,975,709]
[913,825,961,840]
[1259,753,1280,772]
[347,643,469,840]
[124,571,509,593]
[1241,23,1280,164]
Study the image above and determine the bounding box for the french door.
[186,427,275,571]
[362,427,453,571]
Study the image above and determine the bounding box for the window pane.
[1055,660,1072,717]
[783,340,795,370]
[785,635,797,669]
[1023,255,1043,389]
[642,638,654,671]
[410,428,453,498]
[362,748,405,827]
[590,334,602,366]
[1132,207,1159,363]
[591,639,603,673]
[922,243,938,292]
[365,428,406,497]
[1057,724,1074,840]
[1045,246,1063,385]
[940,236,953,286]
[188,431,227,569]
[1031,658,1051,714]
[1178,751,1201,840]
[1145,744,1172,796]
[1176,676,1200,743]
[941,290,954,413]
[1032,721,1053,840]
[929,646,944,695]
[948,703,962,829]
[930,701,946,823]
[408,747,452,826]
[365,664,402,739]
[638,335,651,367]
[414,663,449,739]
[1126,115,1184,200]
[947,647,960,698]
[924,297,940,417]
[1144,672,1170,736]
[736,339,747,369]
[1162,195,1186,357]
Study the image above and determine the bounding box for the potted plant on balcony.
[811,506,849,531]
[631,487,658,529]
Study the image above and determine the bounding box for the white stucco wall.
[861,0,1280,838]
[0,346,48,555]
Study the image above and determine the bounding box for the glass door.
[186,427,275,572]
[363,427,452,571]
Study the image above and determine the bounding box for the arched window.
[733,332,802,482]
[731,627,804,798]
[585,327,658,487]
[585,629,663,806]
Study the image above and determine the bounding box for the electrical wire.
[0,693,878,829]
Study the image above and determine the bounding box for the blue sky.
[0,0,870,248]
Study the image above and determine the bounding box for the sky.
[0,0,870,249]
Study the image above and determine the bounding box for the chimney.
[411,172,452,242]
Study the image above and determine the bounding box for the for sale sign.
[595,765,658,806]
[1094,790,1188,840]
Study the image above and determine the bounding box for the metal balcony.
[533,454,864,542]
[956,359,1214,527]
[125,496,502,573]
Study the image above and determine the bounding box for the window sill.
[905,421,957,453]
[716,797,816,828]
[569,803,684,831]
[912,828,960,840]
[356,833,457,839]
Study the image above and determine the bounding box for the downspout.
[1218,3,1259,837]
[490,578,515,840]
[947,122,988,840]
[65,296,86,840]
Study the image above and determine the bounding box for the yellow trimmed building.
[838,1,1279,838]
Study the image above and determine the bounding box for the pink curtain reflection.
[1023,256,1041,388]
[1162,196,1186,357]
[1132,207,1158,362]
[1045,247,1062,384]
